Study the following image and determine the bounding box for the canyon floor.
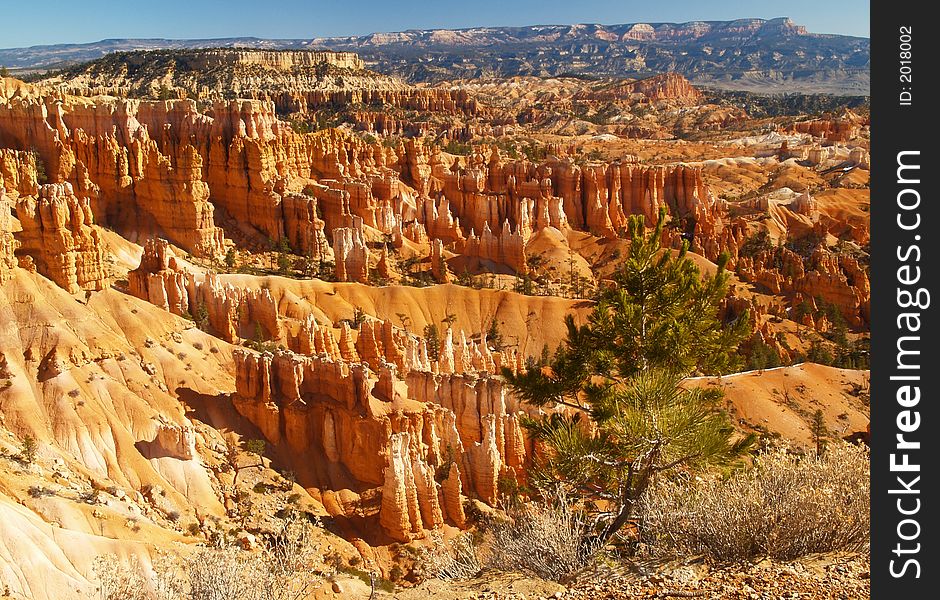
[0,44,869,599]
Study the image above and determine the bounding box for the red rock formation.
[849,147,870,169]
[4,88,716,273]
[575,73,704,106]
[792,191,817,217]
[14,182,109,293]
[0,181,18,282]
[0,148,39,197]
[276,193,333,261]
[440,463,467,527]
[128,238,191,315]
[430,239,452,283]
[464,220,528,275]
[380,432,425,542]
[128,240,280,341]
[737,246,870,326]
[295,314,342,359]
[376,246,393,280]
[789,114,866,142]
[230,345,531,540]
[0,95,229,256]
[2,86,868,341]
[332,218,370,283]
[0,94,371,259]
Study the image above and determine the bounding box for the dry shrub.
[416,495,600,583]
[639,442,870,561]
[95,513,325,600]
[416,531,483,580]
[94,555,151,600]
[481,496,602,581]
[180,545,258,600]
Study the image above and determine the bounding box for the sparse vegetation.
[743,338,782,370]
[19,435,38,464]
[224,248,238,270]
[639,443,870,561]
[417,531,483,580]
[28,485,55,498]
[193,303,210,332]
[485,318,503,352]
[704,89,869,119]
[483,495,600,581]
[811,409,829,457]
[28,149,47,185]
[419,494,598,582]
[351,306,367,329]
[226,438,267,487]
[95,512,327,600]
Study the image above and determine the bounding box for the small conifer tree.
[504,208,753,545]
[811,409,828,457]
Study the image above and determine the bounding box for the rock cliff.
[14,182,109,293]
[0,181,18,282]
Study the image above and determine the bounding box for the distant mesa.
[0,18,869,95]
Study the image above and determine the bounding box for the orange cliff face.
[229,339,530,542]
[15,182,110,293]
[0,85,871,331]
[574,72,705,106]
[0,180,19,283]
[735,244,870,328]
[0,87,722,273]
[128,238,279,342]
[123,228,545,542]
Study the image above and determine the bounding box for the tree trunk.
[599,462,654,545]
[599,498,636,544]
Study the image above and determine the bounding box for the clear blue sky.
[1,0,869,48]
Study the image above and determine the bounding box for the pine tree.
[193,302,210,332]
[811,409,828,457]
[277,252,292,276]
[19,435,38,464]
[227,438,266,486]
[504,208,753,546]
[396,312,412,333]
[486,318,504,352]
[224,248,237,270]
[441,312,457,330]
[424,323,441,361]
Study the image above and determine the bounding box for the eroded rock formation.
[14,182,109,293]
[0,181,18,282]
[231,339,531,541]
[737,246,870,326]
[333,218,370,283]
[128,238,279,341]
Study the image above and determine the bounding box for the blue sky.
[1,0,869,48]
